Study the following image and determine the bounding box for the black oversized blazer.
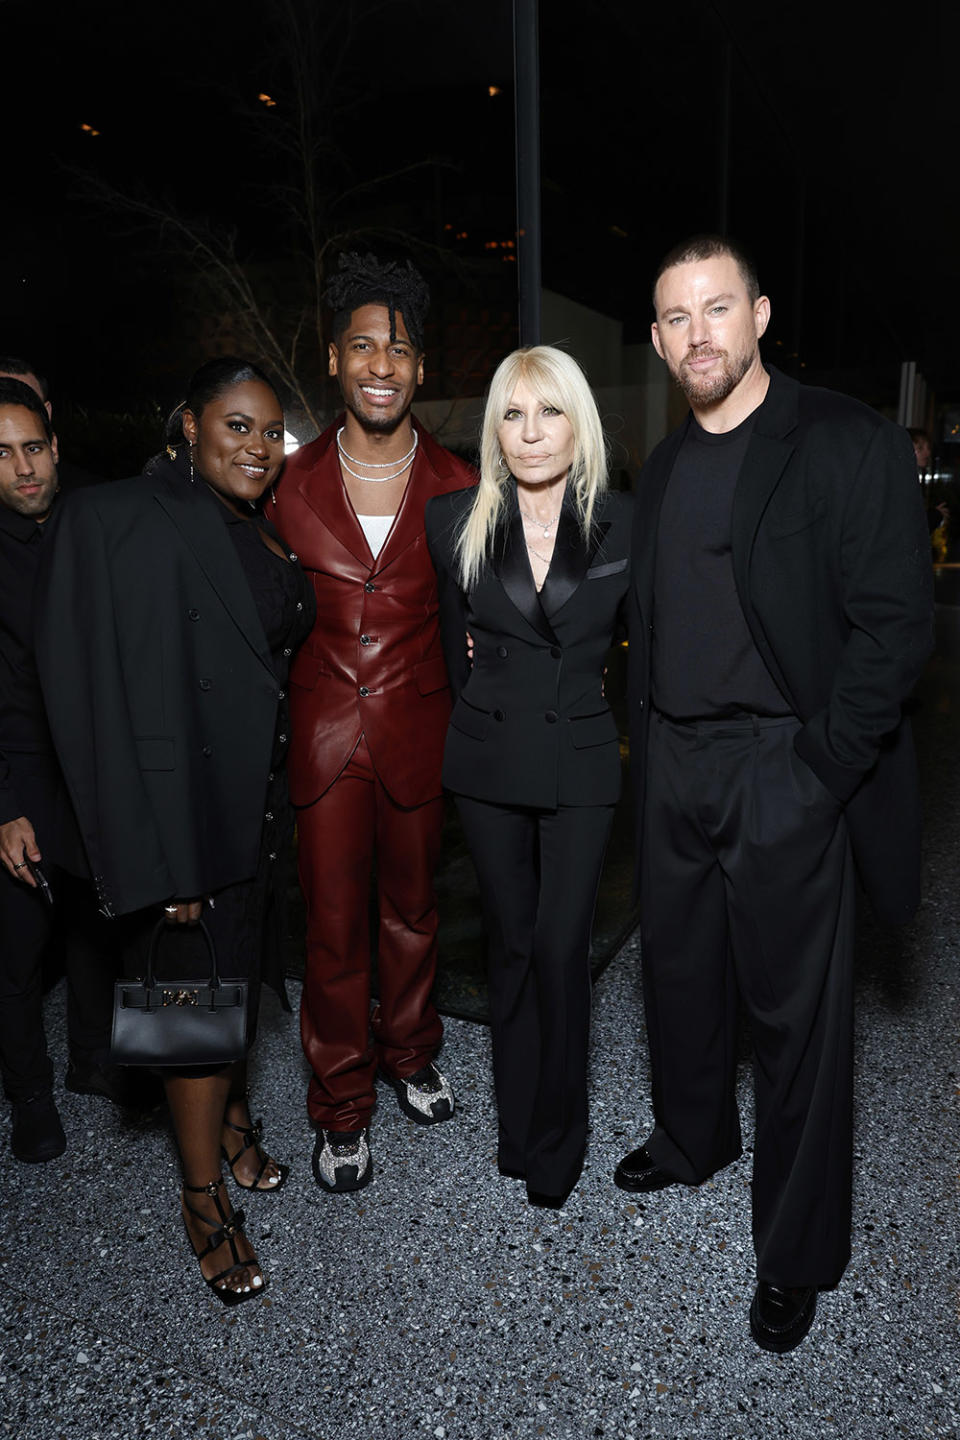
[425,485,632,810]
[629,366,934,924]
[33,459,303,917]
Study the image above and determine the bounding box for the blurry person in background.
[0,379,119,1164]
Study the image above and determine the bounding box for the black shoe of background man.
[10,1092,66,1163]
[749,1282,818,1353]
[613,1142,679,1193]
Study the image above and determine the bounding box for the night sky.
[3,0,956,440]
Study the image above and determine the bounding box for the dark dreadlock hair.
[325,253,430,352]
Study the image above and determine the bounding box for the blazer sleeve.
[33,495,175,915]
[425,495,471,701]
[793,421,934,801]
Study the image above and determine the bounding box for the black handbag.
[110,918,248,1067]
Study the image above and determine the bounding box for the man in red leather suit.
[274,255,475,1193]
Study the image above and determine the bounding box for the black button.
[364,581,376,593]
[267,772,275,781]
[497,646,508,659]
[265,810,274,821]
[545,710,558,723]
[283,647,292,658]
[268,851,278,861]
[278,689,285,700]
[296,601,303,611]
[289,552,298,562]
[188,608,200,621]
[493,709,505,722]
[359,686,370,697]
[360,634,371,646]
[278,733,287,744]
[202,745,213,757]
[199,678,212,691]
[638,698,645,710]
[550,646,561,659]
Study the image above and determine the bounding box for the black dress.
[123,498,314,1050]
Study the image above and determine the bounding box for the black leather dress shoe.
[613,1143,678,1193]
[749,1282,817,1353]
[10,1092,66,1163]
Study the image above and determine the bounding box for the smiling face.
[0,404,59,520]
[651,253,770,412]
[329,303,424,434]
[497,378,576,489]
[181,378,284,508]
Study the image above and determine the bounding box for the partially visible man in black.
[0,355,101,490]
[0,378,118,1162]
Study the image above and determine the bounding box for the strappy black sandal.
[221,1115,290,1193]
[181,1176,266,1306]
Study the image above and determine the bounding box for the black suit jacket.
[629,366,934,924]
[34,459,304,917]
[426,486,631,809]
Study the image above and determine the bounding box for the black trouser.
[456,796,614,1199]
[640,713,854,1288]
[0,866,116,1102]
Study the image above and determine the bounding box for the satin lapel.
[497,500,558,644]
[153,474,274,674]
[540,504,608,620]
[296,431,371,567]
[634,423,687,625]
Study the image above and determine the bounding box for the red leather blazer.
[274,418,476,808]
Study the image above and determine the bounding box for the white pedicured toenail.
[252,1274,263,1287]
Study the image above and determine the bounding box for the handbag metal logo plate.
[162,989,200,1007]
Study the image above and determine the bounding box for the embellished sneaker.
[386,1062,455,1126]
[312,1127,372,1193]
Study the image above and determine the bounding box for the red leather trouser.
[297,736,445,1131]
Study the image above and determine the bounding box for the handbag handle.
[144,918,221,992]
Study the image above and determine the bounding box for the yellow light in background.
[80,123,100,136]
[488,85,502,97]
[258,93,277,108]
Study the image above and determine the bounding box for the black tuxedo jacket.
[33,459,305,917]
[629,366,934,924]
[426,485,631,810]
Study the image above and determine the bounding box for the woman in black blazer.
[425,345,630,1204]
[35,359,314,1304]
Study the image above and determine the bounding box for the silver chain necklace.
[337,426,418,483]
[519,504,562,537]
[526,540,554,566]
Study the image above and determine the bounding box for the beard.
[675,345,754,406]
[344,390,412,436]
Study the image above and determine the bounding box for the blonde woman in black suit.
[425,346,630,1205]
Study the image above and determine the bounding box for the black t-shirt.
[651,413,791,721]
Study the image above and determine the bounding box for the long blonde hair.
[455,345,608,590]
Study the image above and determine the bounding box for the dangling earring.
[497,453,508,474]
[165,444,177,461]
[189,444,195,485]
[270,484,277,506]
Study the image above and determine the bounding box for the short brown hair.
[652,234,760,309]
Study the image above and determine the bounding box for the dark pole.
[513,0,541,346]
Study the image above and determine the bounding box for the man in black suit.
[0,380,119,1162]
[616,236,933,1352]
